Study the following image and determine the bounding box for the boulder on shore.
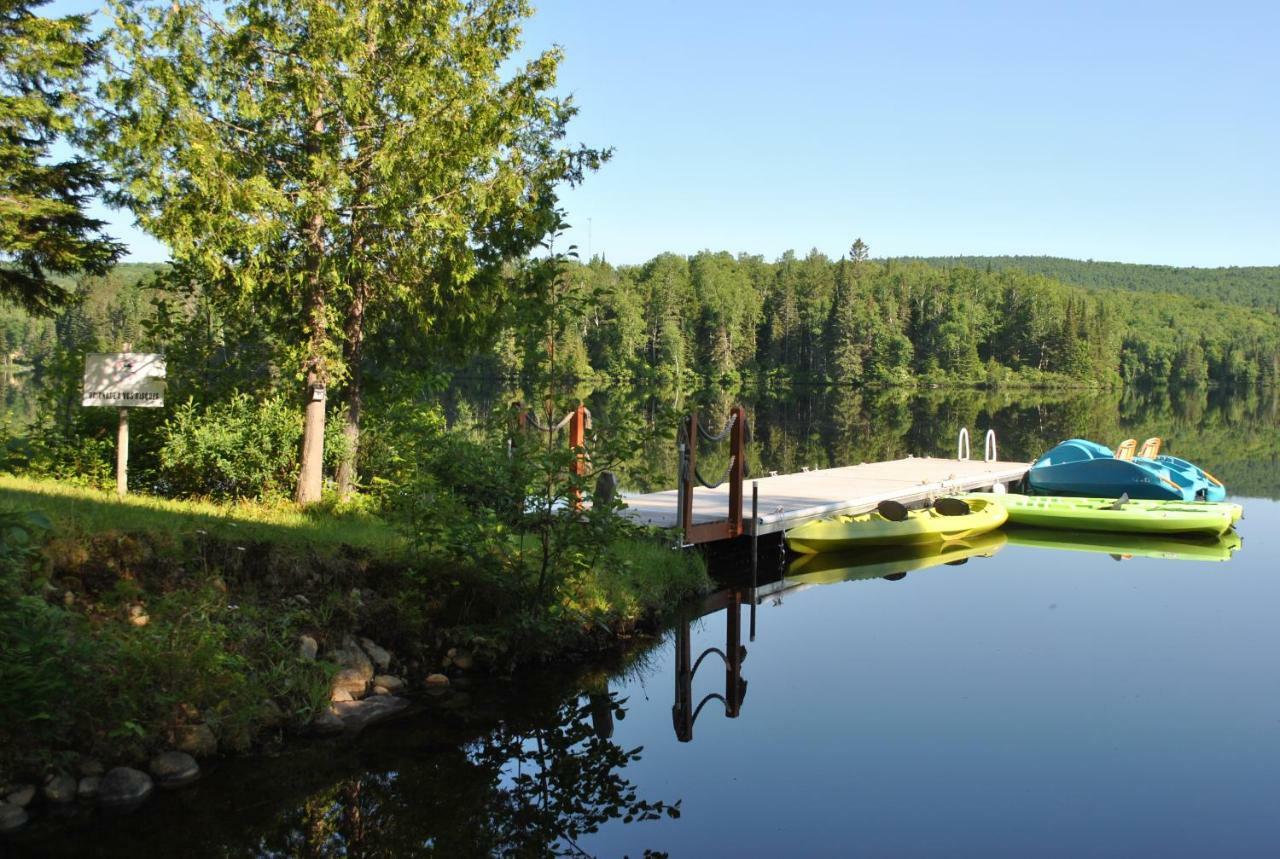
[360,638,393,672]
[310,709,344,736]
[77,776,101,800]
[331,696,409,734]
[0,802,27,833]
[98,767,154,810]
[150,751,200,789]
[172,722,218,758]
[4,784,35,808]
[43,772,77,804]
[372,674,404,694]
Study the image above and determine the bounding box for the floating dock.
[623,455,1030,544]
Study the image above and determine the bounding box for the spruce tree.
[0,0,121,313]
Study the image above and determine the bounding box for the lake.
[9,383,1280,857]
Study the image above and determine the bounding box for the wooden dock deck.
[622,455,1030,541]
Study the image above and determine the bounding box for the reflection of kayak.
[785,498,1007,554]
[965,492,1241,537]
[786,531,1007,585]
[1027,438,1227,502]
[1004,527,1242,562]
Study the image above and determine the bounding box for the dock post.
[681,411,698,545]
[569,402,587,511]
[728,406,745,536]
[725,591,744,718]
[750,479,759,641]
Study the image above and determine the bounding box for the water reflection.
[1004,527,1243,563]
[18,688,680,858]
[451,380,1280,500]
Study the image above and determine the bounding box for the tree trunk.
[295,277,327,504]
[335,278,366,498]
[295,111,328,505]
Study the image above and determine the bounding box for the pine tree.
[0,0,121,313]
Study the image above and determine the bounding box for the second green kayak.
[964,492,1241,537]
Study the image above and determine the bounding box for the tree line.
[474,244,1280,389]
[904,256,1280,313]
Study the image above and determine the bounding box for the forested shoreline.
[8,251,1278,414]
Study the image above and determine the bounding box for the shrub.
[157,393,348,500]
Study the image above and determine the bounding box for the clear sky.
[51,0,1280,266]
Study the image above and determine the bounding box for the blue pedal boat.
[1027,438,1227,502]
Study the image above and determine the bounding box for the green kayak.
[964,492,1241,537]
[1005,527,1242,562]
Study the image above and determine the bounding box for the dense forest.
[5,252,1280,411]
[904,256,1280,313]
[474,247,1280,389]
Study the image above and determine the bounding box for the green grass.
[0,474,407,557]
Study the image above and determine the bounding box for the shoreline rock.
[98,767,153,810]
[0,802,27,833]
[150,751,200,789]
[331,696,409,734]
[43,772,77,804]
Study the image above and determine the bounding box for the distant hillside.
[898,256,1280,313]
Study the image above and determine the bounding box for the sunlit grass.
[0,474,406,556]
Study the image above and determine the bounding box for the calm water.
[9,384,1280,857]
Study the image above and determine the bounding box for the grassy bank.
[0,475,709,778]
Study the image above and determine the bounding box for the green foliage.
[492,250,1279,389]
[158,394,305,499]
[0,0,123,313]
[0,507,93,769]
[910,255,1280,313]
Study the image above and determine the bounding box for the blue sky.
[51,1,1279,266]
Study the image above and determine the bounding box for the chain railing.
[676,406,748,545]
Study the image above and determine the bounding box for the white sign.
[83,353,166,408]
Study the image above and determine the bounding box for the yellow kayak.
[785,497,1008,554]
[786,531,1008,584]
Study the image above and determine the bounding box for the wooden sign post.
[82,352,166,495]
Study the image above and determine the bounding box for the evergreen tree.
[96,0,604,502]
[0,0,121,313]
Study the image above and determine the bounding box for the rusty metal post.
[681,411,698,545]
[728,406,745,536]
[725,591,744,718]
[672,619,693,742]
[569,402,587,511]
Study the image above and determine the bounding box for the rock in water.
[310,709,344,736]
[150,751,200,789]
[4,785,35,808]
[77,776,101,800]
[98,767,154,810]
[360,638,392,671]
[337,636,374,679]
[330,667,368,700]
[371,674,404,694]
[0,802,27,833]
[331,696,410,733]
[172,723,218,758]
[424,673,450,688]
[43,772,77,804]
